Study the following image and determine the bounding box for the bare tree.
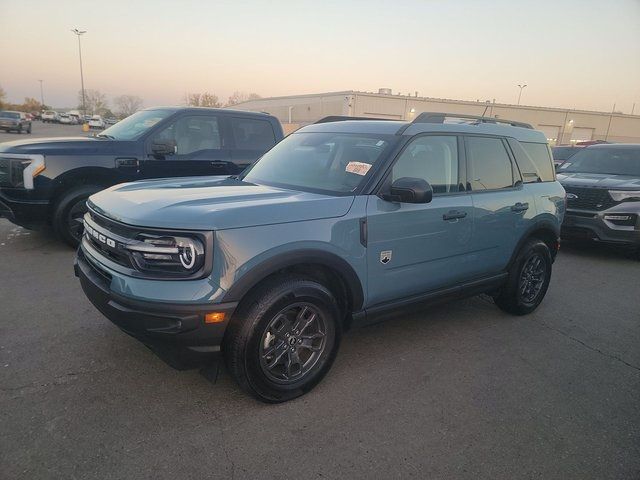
[114,95,143,118]
[0,84,6,109]
[226,91,261,106]
[185,92,222,108]
[79,89,108,115]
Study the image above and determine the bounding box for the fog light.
[205,312,226,324]
[604,215,631,221]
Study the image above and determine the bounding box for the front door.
[366,134,474,307]
[142,114,232,178]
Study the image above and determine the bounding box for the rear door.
[142,113,232,178]
[229,116,278,174]
[366,134,474,306]
[465,135,530,275]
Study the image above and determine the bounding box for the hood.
[0,136,118,155]
[557,172,640,189]
[89,176,355,230]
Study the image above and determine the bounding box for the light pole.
[71,28,87,116]
[37,79,45,109]
[516,84,527,105]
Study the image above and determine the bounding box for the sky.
[1,0,639,113]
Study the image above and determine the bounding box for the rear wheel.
[27,124,32,134]
[224,275,341,403]
[494,239,552,315]
[52,185,104,248]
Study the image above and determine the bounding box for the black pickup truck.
[0,107,283,246]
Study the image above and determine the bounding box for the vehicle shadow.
[560,239,638,262]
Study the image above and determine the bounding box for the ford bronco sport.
[0,107,283,246]
[75,113,565,402]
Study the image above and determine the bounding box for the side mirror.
[382,177,433,203]
[151,141,177,157]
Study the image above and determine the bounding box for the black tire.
[52,184,104,248]
[27,124,32,134]
[224,275,342,403]
[494,239,552,315]
[16,126,21,134]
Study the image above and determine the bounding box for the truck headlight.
[6,155,46,189]
[609,190,640,202]
[126,233,206,277]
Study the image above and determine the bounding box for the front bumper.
[562,206,640,246]
[0,190,50,228]
[74,248,237,369]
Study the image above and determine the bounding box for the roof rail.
[411,112,533,129]
[314,115,394,124]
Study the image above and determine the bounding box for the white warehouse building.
[231,89,640,144]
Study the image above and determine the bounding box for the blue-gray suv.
[75,113,565,402]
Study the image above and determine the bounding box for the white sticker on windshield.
[346,161,372,176]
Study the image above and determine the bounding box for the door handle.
[442,210,468,221]
[511,202,529,213]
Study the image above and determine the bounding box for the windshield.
[552,146,582,161]
[242,132,397,195]
[0,112,20,119]
[560,147,640,176]
[99,109,174,140]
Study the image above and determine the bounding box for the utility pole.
[516,84,527,105]
[37,79,45,108]
[71,28,87,116]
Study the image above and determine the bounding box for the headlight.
[609,190,640,202]
[126,233,206,277]
[3,155,46,189]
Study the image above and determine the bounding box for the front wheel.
[224,275,341,403]
[52,185,104,248]
[494,239,552,315]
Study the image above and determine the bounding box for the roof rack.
[314,115,394,124]
[411,112,533,129]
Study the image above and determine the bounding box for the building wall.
[231,91,640,144]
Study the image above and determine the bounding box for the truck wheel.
[52,185,103,248]
[27,124,32,134]
[224,275,341,403]
[494,239,552,315]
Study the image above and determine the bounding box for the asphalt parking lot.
[1,217,639,479]
[0,121,99,143]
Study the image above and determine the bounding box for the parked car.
[41,111,59,123]
[0,111,32,134]
[58,113,73,125]
[0,107,284,246]
[105,117,118,126]
[557,144,640,255]
[74,113,564,402]
[88,115,106,129]
[68,113,81,125]
[552,145,583,168]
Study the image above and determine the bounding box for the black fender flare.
[221,249,365,312]
[508,219,561,268]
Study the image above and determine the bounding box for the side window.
[151,115,221,155]
[521,142,555,182]
[391,136,460,194]
[231,118,276,151]
[466,136,514,191]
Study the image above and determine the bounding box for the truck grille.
[0,158,11,187]
[564,186,618,211]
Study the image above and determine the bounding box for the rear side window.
[521,142,555,182]
[231,118,276,151]
[466,136,514,191]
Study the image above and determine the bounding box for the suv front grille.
[84,209,137,269]
[564,186,618,211]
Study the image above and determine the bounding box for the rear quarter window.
[520,142,555,182]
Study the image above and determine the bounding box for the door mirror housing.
[382,177,433,203]
[151,141,177,157]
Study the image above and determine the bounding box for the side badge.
[380,250,392,265]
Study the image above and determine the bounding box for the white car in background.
[58,113,72,125]
[41,110,59,123]
[88,115,105,129]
